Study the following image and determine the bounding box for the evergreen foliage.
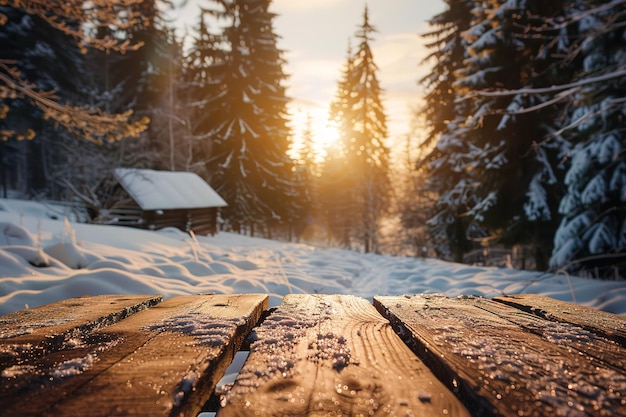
[326,6,390,253]
[188,0,298,234]
[550,0,626,277]
[418,0,476,261]
[420,0,626,276]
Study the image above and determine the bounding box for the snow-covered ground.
[1,198,625,317]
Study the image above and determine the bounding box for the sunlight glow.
[290,107,340,163]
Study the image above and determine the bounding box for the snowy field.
[1,198,625,317]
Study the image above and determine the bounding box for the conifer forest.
[1,0,625,279]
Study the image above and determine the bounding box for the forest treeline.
[1,0,301,236]
[1,0,625,279]
[416,0,626,278]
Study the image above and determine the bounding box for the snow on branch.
[532,0,626,32]
[552,97,626,139]
[460,67,626,99]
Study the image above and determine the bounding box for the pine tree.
[418,0,476,261]
[193,0,298,235]
[458,0,575,269]
[550,0,626,277]
[421,0,577,267]
[327,6,390,253]
[322,41,358,247]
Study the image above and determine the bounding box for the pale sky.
[176,0,445,158]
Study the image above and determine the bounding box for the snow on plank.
[219,294,470,417]
[493,294,626,347]
[0,294,268,417]
[374,294,626,417]
[0,294,162,364]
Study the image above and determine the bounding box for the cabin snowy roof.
[114,168,227,210]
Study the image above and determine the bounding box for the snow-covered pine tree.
[351,6,391,246]
[461,0,575,269]
[192,0,298,235]
[550,0,626,277]
[423,0,573,268]
[419,0,476,261]
[450,0,521,251]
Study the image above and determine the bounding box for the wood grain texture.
[375,294,626,417]
[0,294,268,417]
[494,294,626,347]
[0,294,162,368]
[219,294,470,417]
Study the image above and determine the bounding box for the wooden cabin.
[107,168,227,236]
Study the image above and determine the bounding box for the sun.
[291,107,340,163]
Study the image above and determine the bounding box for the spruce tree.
[421,0,575,267]
[550,0,626,277]
[457,0,574,269]
[324,41,357,247]
[418,0,476,261]
[327,6,390,253]
[193,0,298,235]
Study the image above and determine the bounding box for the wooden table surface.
[1,293,624,417]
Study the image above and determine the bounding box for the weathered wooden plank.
[0,294,268,417]
[494,294,626,347]
[375,294,626,417]
[0,294,162,369]
[219,294,470,417]
[476,295,626,373]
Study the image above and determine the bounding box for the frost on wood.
[383,295,626,417]
[0,316,74,339]
[223,298,340,402]
[144,314,246,348]
[307,332,350,371]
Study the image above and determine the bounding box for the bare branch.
[3,0,147,52]
[0,59,149,143]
